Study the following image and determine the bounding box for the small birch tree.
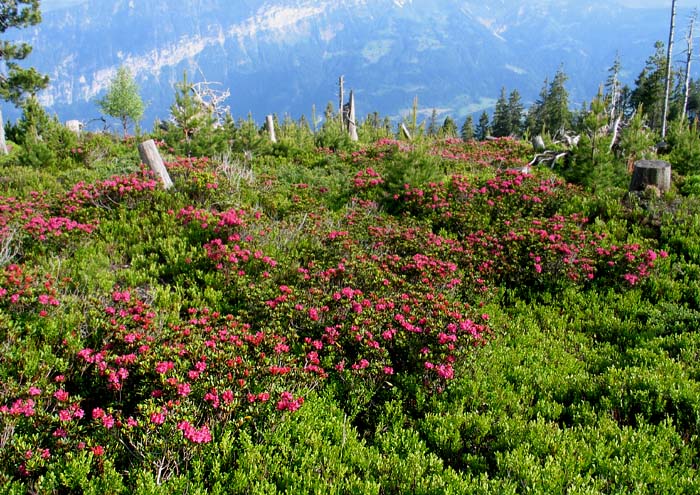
[97,66,144,136]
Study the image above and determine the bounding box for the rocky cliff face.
[9,0,685,127]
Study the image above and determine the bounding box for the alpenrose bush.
[0,137,672,490]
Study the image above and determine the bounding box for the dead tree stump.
[266,114,277,143]
[348,90,358,142]
[138,139,174,190]
[66,120,82,135]
[629,159,671,193]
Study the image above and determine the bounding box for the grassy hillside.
[1,133,699,493]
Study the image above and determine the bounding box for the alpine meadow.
[2,1,700,493]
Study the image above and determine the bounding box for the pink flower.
[308,307,320,321]
[53,390,69,402]
[155,361,175,374]
[150,410,166,425]
[28,387,41,397]
[102,415,115,429]
[277,392,304,412]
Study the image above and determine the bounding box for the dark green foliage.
[4,92,700,494]
[491,88,510,137]
[0,0,48,105]
[476,111,490,140]
[631,41,670,132]
[666,119,700,175]
[460,116,474,141]
[526,68,572,137]
[440,116,458,138]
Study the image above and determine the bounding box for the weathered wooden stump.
[348,90,358,142]
[532,135,545,152]
[266,114,277,143]
[629,159,671,193]
[138,139,174,190]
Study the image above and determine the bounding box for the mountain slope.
[7,0,691,127]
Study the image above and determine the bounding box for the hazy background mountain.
[6,0,699,128]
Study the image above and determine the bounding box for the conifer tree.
[461,115,474,141]
[0,0,48,105]
[491,87,511,137]
[427,108,439,136]
[441,116,458,138]
[507,89,524,137]
[476,111,490,140]
[170,71,212,142]
[631,41,669,131]
[526,77,549,134]
[543,67,572,136]
[605,54,624,121]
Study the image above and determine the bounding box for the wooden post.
[400,123,412,141]
[266,114,277,143]
[0,109,7,156]
[348,90,358,142]
[138,139,174,190]
[66,120,82,135]
[629,159,671,193]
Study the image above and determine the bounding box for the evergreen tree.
[0,0,48,105]
[441,116,458,138]
[169,71,216,154]
[476,111,490,140]
[543,67,572,136]
[427,108,439,136]
[491,87,511,137]
[461,115,474,141]
[526,77,549,134]
[507,89,524,137]
[605,53,624,121]
[97,66,144,136]
[631,41,669,131]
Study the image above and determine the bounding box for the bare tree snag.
[682,12,696,122]
[532,135,545,152]
[662,0,677,138]
[338,75,345,130]
[138,139,174,190]
[266,114,277,143]
[348,90,358,142]
[0,110,7,155]
[401,123,412,141]
[629,160,671,193]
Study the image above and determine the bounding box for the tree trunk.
[348,90,358,142]
[138,139,174,190]
[338,75,345,131]
[266,114,277,143]
[629,159,671,193]
[682,13,696,122]
[0,110,7,156]
[661,0,677,138]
